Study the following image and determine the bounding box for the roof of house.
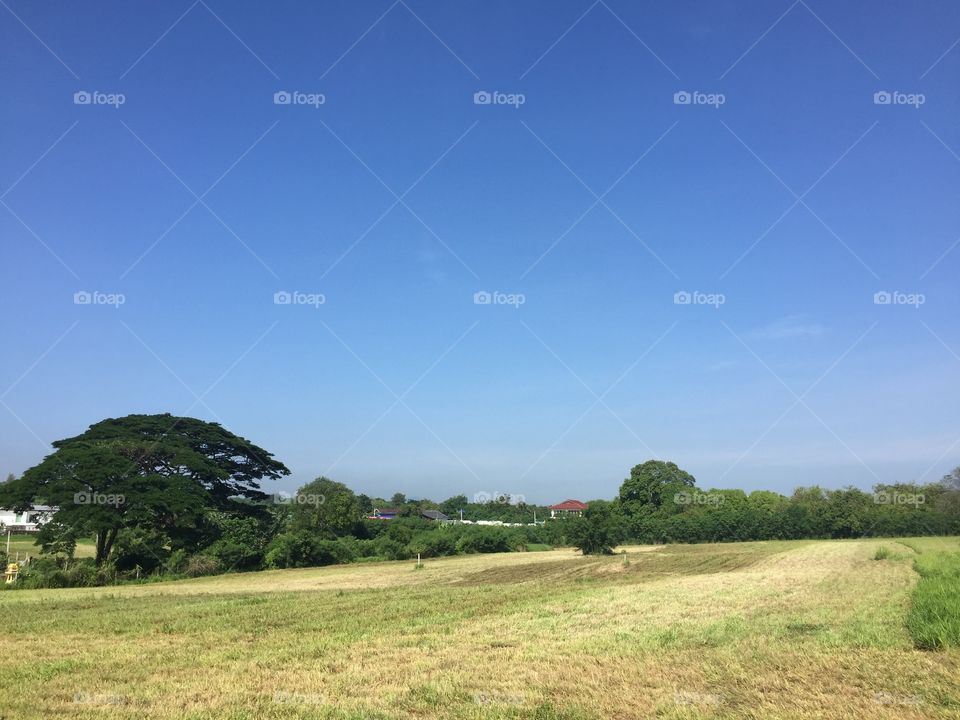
[373,508,400,515]
[421,510,449,520]
[549,499,588,511]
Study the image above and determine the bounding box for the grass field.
[3,532,96,560]
[1,538,958,719]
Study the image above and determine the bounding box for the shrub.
[113,528,170,573]
[203,513,269,570]
[164,549,189,575]
[456,528,512,554]
[184,554,221,577]
[265,531,319,569]
[874,546,892,560]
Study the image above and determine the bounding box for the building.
[0,506,56,533]
[368,508,399,520]
[420,510,449,522]
[548,499,588,519]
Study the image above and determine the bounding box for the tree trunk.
[102,527,119,564]
[95,527,120,566]
[95,531,106,566]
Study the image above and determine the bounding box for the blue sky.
[1,0,958,503]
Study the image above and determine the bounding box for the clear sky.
[1,0,958,503]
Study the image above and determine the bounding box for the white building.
[0,506,56,533]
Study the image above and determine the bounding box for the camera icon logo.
[273,91,292,105]
[673,291,692,305]
[873,291,892,305]
[873,91,892,105]
[673,90,691,105]
[74,290,92,305]
[473,290,492,305]
[274,290,292,305]
[74,91,92,105]
[473,91,492,105]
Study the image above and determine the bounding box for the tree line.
[1,414,957,587]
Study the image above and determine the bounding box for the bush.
[203,513,269,570]
[113,527,170,573]
[164,549,189,575]
[15,557,70,589]
[265,531,319,569]
[407,529,457,558]
[455,528,512,554]
[874,546,892,560]
[184,555,221,577]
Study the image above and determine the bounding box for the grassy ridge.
[907,543,960,650]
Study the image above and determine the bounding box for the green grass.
[874,546,893,560]
[908,550,960,650]
[1,539,958,719]
[3,532,96,559]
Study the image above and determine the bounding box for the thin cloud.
[751,315,827,340]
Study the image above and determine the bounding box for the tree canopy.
[618,460,696,512]
[0,414,289,565]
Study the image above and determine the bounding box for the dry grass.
[1,538,958,719]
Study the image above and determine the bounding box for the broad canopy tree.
[618,460,697,512]
[0,414,289,565]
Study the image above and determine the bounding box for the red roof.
[549,499,588,511]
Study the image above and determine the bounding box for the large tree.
[289,477,361,538]
[618,460,697,512]
[0,414,289,565]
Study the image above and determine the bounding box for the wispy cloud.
[751,315,827,340]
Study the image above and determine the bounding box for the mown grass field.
[1,538,958,719]
[3,532,96,559]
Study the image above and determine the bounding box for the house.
[421,510,449,522]
[548,499,588,519]
[368,508,399,520]
[0,506,56,533]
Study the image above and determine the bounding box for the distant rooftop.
[549,500,588,511]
